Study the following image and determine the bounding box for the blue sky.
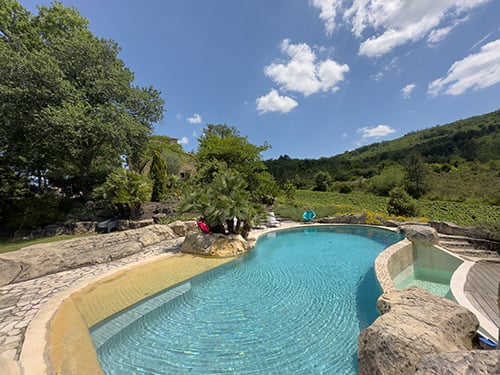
[20,0,500,159]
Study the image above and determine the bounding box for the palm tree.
[180,173,264,237]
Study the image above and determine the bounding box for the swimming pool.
[91,226,403,374]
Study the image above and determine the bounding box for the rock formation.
[358,287,480,375]
[398,224,440,245]
[181,233,250,257]
[415,351,500,374]
[0,222,197,287]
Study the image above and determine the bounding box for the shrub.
[387,187,419,217]
[313,171,332,192]
[8,192,65,230]
[93,168,152,219]
[369,165,405,196]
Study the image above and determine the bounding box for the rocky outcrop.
[317,213,367,224]
[169,220,198,237]
[181,233,250,257]
[415,351,500,374]
[398,224,439,246]
[358,287,480,375]
[0,222,197,287]
[430,221,500,242]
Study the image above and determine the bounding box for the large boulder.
[399,224,439,246]
[181,233,249,257]
[358,287,479,375]
[415,351,500,374]
[0,225,177,286]
[168,220,198,237]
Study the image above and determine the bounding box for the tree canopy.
[196,124,270,183]
[0,0,164,199]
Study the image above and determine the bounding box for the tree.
[196,124,270,184]
[313,171,331,191]
[404,152,428,198]
[194,124,278,205]
[0,1,164,200]
[180,173,265,238]
[387,187,419,217]
[369,165,405,196]
[150,150,168,202]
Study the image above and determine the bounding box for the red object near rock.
[197,221,210,233]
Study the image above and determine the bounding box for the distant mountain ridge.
[265,110,500,183]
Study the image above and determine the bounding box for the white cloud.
[401,83,416,99]
[264,39,349,96]
[187,113,202,124]
[357,124,396,139]
[178,136,189,145]
[256,89,298,114]
[428,39,500,96]
[310,0,491,57]
[309,0,343,37]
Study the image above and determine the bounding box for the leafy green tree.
[196,124,270,184]
[250,171,280,205]
[194,124,278,205]
[369,165,405,196]
[387,187,419,217]
[92,168,152,219]
[313,171,331,191]
[150,150,168,202]
[0,1,164,200]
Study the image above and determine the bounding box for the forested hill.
[265,110,500,185]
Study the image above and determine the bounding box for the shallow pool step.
[90,282,192,349]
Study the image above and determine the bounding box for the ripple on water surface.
[92,226,403,374]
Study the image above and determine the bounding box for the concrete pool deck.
[1,223,499,373]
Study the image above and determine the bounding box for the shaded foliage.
[92,168,152,219]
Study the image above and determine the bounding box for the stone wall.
[0,221,197,287]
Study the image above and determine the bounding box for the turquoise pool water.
[394,266,453,299]
[91,226,403,374]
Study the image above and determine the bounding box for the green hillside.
[265,110,500,204]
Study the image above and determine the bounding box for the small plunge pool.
[91,225,403,374]
[392,245,463,300]
[393,266,453,299]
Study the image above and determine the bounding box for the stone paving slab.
[0,238,183,361]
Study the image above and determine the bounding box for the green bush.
[9,192,65,230]
[93,168,152,219]
[313,171,332,191]
[369,165,405,196]
[387,187,419,217]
